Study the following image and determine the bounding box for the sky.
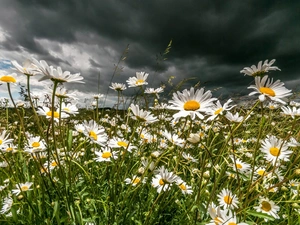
[0,0,300,107]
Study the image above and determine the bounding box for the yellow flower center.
[46,111,59,118]
[89,131,97,140]
[0,140,2,145]
[159,179,165,186]
[214,217,222,224]
[270,147,280,156]
[261,201,271,212]
[102,152,112,158]
[257,169,266,176]
[136,79,144,85]
[21,185,29,191]
[32,142,40,148]
[51,161,58,167]
[214,108,223,115]
[0,75,16,83]
[259,87,275,97]
[179,183,187,190]
[236,163,242,169]
[224,195,233,204]
[6,147,13,152]
[117,141,128,147]
[183,100,200,111]
[132,177,141,184]
[228,223,237,225]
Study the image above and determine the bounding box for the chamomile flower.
[126,72,149,87]
[108,137,137,152]
[248,75,292,104]
[0,196,13,214]
[11,182,33,196]
[94,147,118,162]
[61,102,79,115]
[225,112,244,123]
[168,87,216,121]
[82,120,108,146]
[176,179,193,195]
[230,157,251,174]
[0,130,13,148]
[37,106,69,121]
[206,99,235,121]
[217,188,239,209]
[145,87,164,99]
[240,59,280,77]
[130,104,158,124]
[288,179,299,195]
[254,197,280,219]
[281,106,300,118]
[152,166,179,193]
[11,59,40,76]
[260,135,292,165]
[124,175,146,186]
[25,136,46,153]
[182,152,198,163]
[109,82,127,91]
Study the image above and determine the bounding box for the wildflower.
[11,182,33,196]
[260,135,292,165]
[11,59,39,76]
[206,99,235,121]
[130,104,158,124]
[225,112,243,123]
[94,147,118,162]
[254,197,280,219]
[176,179,193,195]
[248,75,292,104]
[0,130,13,148]
[182,152,198,163]
[289,179,299,195]
[82,120,108,146]
[108,137,137,152]
[145,87,164,99]
[168,87,216,121]
[230,157,251,174]
[240,59,280,77]
[25,136,47,153]
[93,93,104,99]
[0,196,13,214]
[109,82,127,91]
[37,106,69,121]
[288,137,300,147]
[0,73,17,83]
[152,166,179,193]
[61,102,79,115]
[217,188,239,209]
[53,86,78,100]
[162,130,185,147]
[126,72,149,87]
[125,175,146,186]
[281,106,300,118]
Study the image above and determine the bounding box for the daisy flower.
[11,59,40,76]
[61,102,79,115]
[254,196,280,219]
[230,157,251,174]
[162,130,185,147]
[94,147,118,162]
[126,72,149,87]
[288,179,299,195]
[240,59,280,77]
[11,182,33,196]
[151,166,179,193]
[0,130,13,148]
[124,175,146,186]
[260,135,292,165]
[109,82,127,91]
[145,87,164,99]
[168,87,216,121]
[281,106,300,118]
[0,196,13,214]
[206,99,235,121]
[53,86,78,100]
[24,136,47,153]
[176,178,193,195]
[82,120,108,146]
[248,75,292,104]
[217,188,239,209]
[108,137,137,152]
[182,152,198,163]
[130,104,158,124]
[37,106,69,121]
[225,112,244,123]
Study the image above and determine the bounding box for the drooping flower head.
[240,59,280,77]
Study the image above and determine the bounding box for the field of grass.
[0,59,300,224]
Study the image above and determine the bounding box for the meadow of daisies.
[0,58,300,225]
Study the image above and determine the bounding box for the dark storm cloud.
[0,0,300,102]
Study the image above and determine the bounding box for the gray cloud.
[0,0,300,105]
